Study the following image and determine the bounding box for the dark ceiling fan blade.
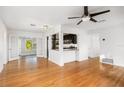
[84,6,88,16]
[68,17,81,19]
[90,10,110,17]
[90,18,97,22]
[77,20,83,25]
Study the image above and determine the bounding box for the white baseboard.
[0,65,3,72]
[114,63,124,67]
[102,62,113,65]
[77,57,88,62]
[37,55,43,57]
[8,57,19,61]
[48,58,64,67]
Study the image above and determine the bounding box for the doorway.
[47,36,49,59]
[88,33,100,58]
[19,37,37,57]
[8,36,19,61]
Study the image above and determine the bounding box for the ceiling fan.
[68,6,110,25]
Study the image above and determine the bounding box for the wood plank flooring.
[0,56,124,87]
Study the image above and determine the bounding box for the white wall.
[42,25,64,66]
[20,38,26,55]
[61,25,89,62]
[36,38,43,57]
[63,51,77,63]
[88,33,100,58]
[8,30,42,38]
[49,50,63,66]
[0,19,7,72]
[90,23,124,67]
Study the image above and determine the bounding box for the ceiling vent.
[30,24,36,26]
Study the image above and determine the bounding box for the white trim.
[8,56,19,61]
[77,57,88,62]
[114,63,124,67]
[48,58,64,67]
[37,55,43,57]
[0,65,3,72]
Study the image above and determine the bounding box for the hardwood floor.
[0,56,124,87]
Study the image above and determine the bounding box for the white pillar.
[59,30,64,66]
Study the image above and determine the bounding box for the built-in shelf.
[52,33,59,50]
[51,33,78,51]
[63,33,77,50]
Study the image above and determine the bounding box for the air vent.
[30,24,36,26]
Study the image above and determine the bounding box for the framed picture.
[26,40,32,51]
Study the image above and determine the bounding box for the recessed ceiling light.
[40,25,49,31]
[30,24,36,26]
[42,25,48,28]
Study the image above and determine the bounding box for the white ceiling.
[0,6,124,31]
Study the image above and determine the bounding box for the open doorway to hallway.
[18,37,37,60]
[19,37,37,57]
[8,36,37,62]
[8,34,43,62]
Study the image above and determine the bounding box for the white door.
[88,34,100,58]
[8,36,19,61]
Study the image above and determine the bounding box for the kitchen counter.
[63,49,78,51]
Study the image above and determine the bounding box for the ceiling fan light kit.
[68,6,110,25]
[82,16,90,21]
